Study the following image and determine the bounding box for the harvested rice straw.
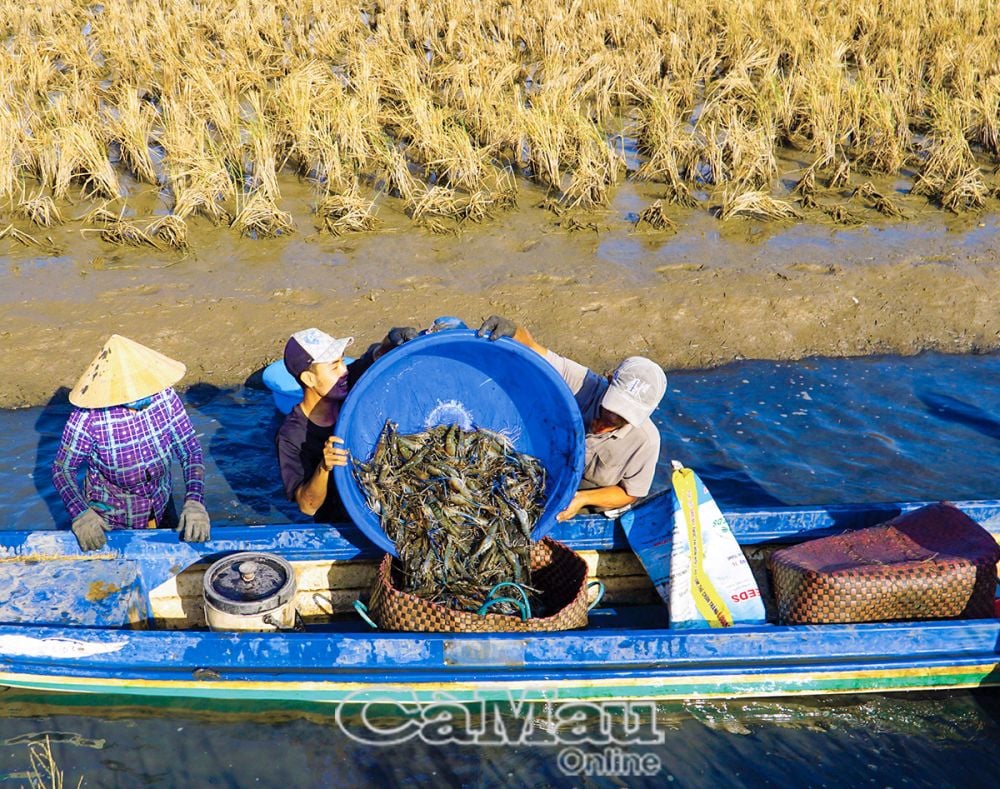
[562,160,609,209]
[160,97,236,223]
[454,190,497,223]
[522,98,566,189]
[632,89,700,206]
[693,122,727,186]
[851,182,907,218]
[172,182,234,225]
[820,204,863,225]
[439,59,522,155]
[147,214,189,250]
[849,81,910,175]
[231,190,294,238]
[53,123,120,200]
[562,121,624,209]
[416,216,460,235]
[720,190,801,221]
[537,196,565,216]
[275,60,340,174]
[316,184,377,235]
[939,171,989,213]
[912,102,988,213]
[964,76,1000,155]
[828,157,852,189]
[4,0,1000,245]
[407,184,460,222]
[17,192,63,227]
[634,200,677,232]
[245,92,286,201]
[0,97,18,201]
[23,124,59,194]
[27,735,67,789]
[185,70,243,176]
[0,223,62,254]
[93,219,165,249]
[423,124,492,193]
[558,216,600,233]
[0,224,44,248]
[78,204,122,225]
[791,166,817,199]
[105,87,159,184]
[489,172,519,210]
[722,114,779,191]
[374,138,418,202]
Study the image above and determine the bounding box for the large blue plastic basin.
[262,360,303,414]
[333,330,585,555]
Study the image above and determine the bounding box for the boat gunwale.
[0,496,997,702]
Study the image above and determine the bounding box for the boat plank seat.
[147,550,659,629]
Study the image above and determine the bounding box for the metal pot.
[203,552,297,631]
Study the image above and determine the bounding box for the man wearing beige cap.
[479,316,667,521]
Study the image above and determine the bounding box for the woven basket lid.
[69,335,186,408]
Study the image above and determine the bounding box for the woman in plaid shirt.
[51,335,211,551]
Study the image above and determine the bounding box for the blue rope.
[477,596,529,621]
[353,599,379,629]
[483,581,533,620]
[587,580,605,611]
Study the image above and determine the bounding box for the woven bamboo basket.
[768,503,1000,625]
[366,537,590,633]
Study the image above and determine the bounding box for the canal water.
[1,352,998,786]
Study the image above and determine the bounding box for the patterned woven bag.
[366,537,591,633]
[768,502,1000,625]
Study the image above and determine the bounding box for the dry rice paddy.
[0,0,998,251]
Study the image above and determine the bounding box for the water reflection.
[30,387,73,528]
[0,689,998,786]
[2,352,1000,784]
[183,382,303,524]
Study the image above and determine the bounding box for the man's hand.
[322,435,349,472]
[557,486,637,521]
[386,326,418,347]
[556,493,586,522]
[72,508,112,551]
[478,315,516,341]
[177,500,211,543]
[373,327,418,360]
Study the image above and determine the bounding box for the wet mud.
[2,178,999,408]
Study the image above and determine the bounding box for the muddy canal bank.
[2,193,998,408]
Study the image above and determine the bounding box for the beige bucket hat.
[69,335,186,408]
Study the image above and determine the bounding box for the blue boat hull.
[1,497,997,704]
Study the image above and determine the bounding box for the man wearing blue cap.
[479,315,667,521]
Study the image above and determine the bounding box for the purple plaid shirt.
[51,388,205,530]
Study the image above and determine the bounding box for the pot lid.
[203,552,296,616]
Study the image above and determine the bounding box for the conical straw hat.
[69,335,186,408]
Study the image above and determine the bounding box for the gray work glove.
[177,500,211,542]
[372,326,419,361]
[478,315,516,341]
[385,326,419,348]
[72,508,112,552]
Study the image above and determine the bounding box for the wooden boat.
[0,495,997,706]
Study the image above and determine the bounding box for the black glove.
[385,326,418,348]
[177,500,211,542]
[478,315,516,341]
[72,508,112,551]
